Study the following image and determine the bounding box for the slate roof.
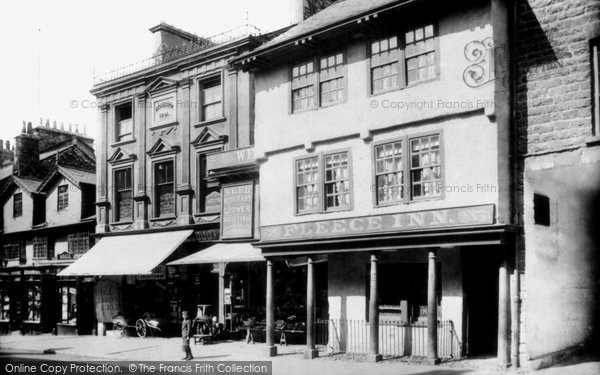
[59,166,95,186]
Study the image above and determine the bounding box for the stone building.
[0,121,96,335]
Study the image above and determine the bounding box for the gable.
[108,147,137,165]
[147,138,180,156]
[192,127,227,148]
[145,77,178,96]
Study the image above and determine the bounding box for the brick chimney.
[149,22,212,57]
[291,0,337,24]
[14,121,40,178]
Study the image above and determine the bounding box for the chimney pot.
[68,123,73,132]
[0,140,3,150]
[75,124,79,133]
[46,119,50,127]
[27,122,33,134]
[5,141,10,150]
[84,124,87,134]
[21,121,27,134]
[39,118,43,126]
[60,122,64,131]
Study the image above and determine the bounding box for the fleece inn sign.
[260,204,495,241]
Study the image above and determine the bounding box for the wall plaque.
[221,182,254,240]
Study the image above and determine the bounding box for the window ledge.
[149,216,177,222]
[149,121,178,131]
[111,139,136,148]
[110,221,133,226]
[585,136,600,146]
[193,117,227,127]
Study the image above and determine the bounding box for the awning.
[57,230,193,276]
[167,242,264,265]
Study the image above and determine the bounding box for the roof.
[13,176,42,195]
[38,166,95,192]
[247,0,409,55]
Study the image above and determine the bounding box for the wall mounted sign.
[206,147,255,171]
[205,191,221,212]
[194,229,220,242]
[94,279,122,323]
[152,96,176,125]
[221,182,254,240]
[261,204,495,242]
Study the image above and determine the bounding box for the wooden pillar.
[218,262,226,325]
[368,254,382,362]
[265,260,277,357]
[304,257,318,359]
[427,250,440,365]
[498,258,510,366]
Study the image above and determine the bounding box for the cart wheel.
[136,319,147,338]
[113,321,125,338]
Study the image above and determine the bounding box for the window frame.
[198,72,225,124]
[33,236,48,259]
[293,149,354,215]
[67,232,90,257]
[371,131,444,207]
[113,167,133,223]
[368,22,440,96]
[196,147,223,214]
[592,38,600,136]
[114,101,134,143]
[57,184,69,211]
[318,52,348,108]
[290,59,318,113]
[152,159,176,219]
[13,192,22,218]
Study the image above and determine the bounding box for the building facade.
[0,121,96,335]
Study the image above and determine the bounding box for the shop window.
[410,134,442,199]
[26,286,41,322]
[33,236,48,259]
[58,286,77,324]
[0,290,9,321]
[374,140,404,204]
[534,193,550,226]
[295,151,351,214]
[155,161,175,217]
[114,168,133,222]
[57,184,69,211]
[291,60,316,112]
[115,102,133,142]
[200,77,223,122]
[13,193,22,217]
[67,233,90,257]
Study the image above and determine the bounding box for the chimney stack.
[0,140,3,150]
[291,0,336,24]
[5,141,9,150]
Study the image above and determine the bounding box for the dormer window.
[57,185,69,211]
[115,102,133,142]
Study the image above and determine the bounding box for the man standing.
[181,310,193,360]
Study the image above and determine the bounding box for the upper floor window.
[370,24,438,94]
[201,77,223,122]
[33,236,48,259]
[13,193,22,218]
[57,185,69,211]
[197,153,221,213]
[371,36,401,94]
[115,102,133,142]
[405,24,437,85]
[68,232,90,257]
[593,39,599,135]
[154,161,175,217]
[410,134,442,199]
[114,168,132,222]
[295,151,351,214]
[3,242,22,260]
[292,60,316,112]
[373,133,443,206]
[319,53,345,106]
[374,140,404,204]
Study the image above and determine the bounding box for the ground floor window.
[58,286,77,324]
[0,290,9,321]
[26,285,42,322]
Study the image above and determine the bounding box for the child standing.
[181,310,193,360]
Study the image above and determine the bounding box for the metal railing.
[93,24,264,85]
[321,319,461,358]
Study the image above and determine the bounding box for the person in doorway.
[181,310,193,360]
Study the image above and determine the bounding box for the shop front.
[257,204,517,362]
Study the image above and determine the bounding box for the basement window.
[533,193,551,226]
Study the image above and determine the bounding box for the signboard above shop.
[206,147,255,171]
[221,182,254,240]
[261,204,495,242]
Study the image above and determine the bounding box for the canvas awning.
[167,242,264,265]
[57,230,193,276]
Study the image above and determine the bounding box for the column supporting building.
[368,253,382,362]
[304,257,318,359]
[265,260,277,357]
[427,250,440,365]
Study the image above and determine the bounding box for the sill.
[585,135,600,146]
[110,221,133,226]
[370,86,402,97]
[149,121,178,131]
[375,200,407,208]
[291,106,318,115]
[319,101,342,109]
[111,138,136,148]
[295,207,352,216]
[405,75,440,89]
[149,216,177,222]
[194,117,227,127]
[410,195,443,203]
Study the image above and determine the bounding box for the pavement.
[1,333,599,375]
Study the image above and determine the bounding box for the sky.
[0,0,292,148]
